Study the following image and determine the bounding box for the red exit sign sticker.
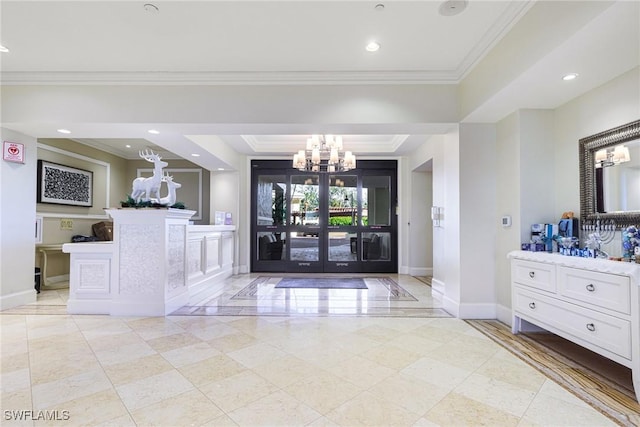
[3,141,25,163]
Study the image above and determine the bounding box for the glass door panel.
[290,234,319,262]
[362,175,390,226]
[256,174,287,226]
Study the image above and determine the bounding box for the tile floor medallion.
[172,275,451,318]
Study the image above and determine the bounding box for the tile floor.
[0,275,621,426]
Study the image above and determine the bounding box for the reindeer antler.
[139,149,161,162]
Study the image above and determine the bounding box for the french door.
[251,160,397,273]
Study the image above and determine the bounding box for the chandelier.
[292,135,356,173]
[595,145,631,168]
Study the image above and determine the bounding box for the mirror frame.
[579,119,640,229]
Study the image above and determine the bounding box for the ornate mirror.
[579,119,640,228]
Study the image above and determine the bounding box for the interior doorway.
[251,160,398,273]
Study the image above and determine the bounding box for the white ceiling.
[1,1,638,164]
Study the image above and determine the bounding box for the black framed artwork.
[37,160,93,207]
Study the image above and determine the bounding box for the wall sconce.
[431,206,443,227]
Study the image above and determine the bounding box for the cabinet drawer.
[511,260,556,293]
[558,267,631,315]
[513,287,631,360]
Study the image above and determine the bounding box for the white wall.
[0,128,38,309]
[409,168,433,276]
[495,112,522,323]
[458,124,497,318]
[554,67,640,218]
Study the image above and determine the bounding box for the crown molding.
[456,0,534,80]
[0,70,460,86]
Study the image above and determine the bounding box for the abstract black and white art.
[37,160,93,206]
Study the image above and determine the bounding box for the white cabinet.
[509,251,640,403]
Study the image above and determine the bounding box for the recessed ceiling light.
[191,153,200,157]
[562,73,579,81]
[57,129,71,134]
[125,144,132,148]
[439,0,468,16]
[147,129,160,135]
[0,45,9,53]
[217,168,225,171]
[366,41,381,52]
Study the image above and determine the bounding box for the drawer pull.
[586,323,596,332]
[528,271,535,279]
[529,302,536,309]
[586,284,595,292]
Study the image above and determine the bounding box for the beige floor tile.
[93,340,157,367]
[199,370,280,413]
[401,357,473,391]
[115,369,194,411]
[186,322,239,341]
[1,351,29,375]
[226,342,286,369]
[521,392,618,426]
[84,331,144,353]
[329,332,382,355]
[326,391,422,426]
[476,353,547,392]
[535,379,595,409]
[30,349,100,386]
[423,341,497,371]
[103,353,174,386]
[387,333,444,356]
[367,373,450,416]
[1,388,33,415]
[252,354,317,388]
[425,392,521,426]
[227,390,322,426]
[160,341,221,368]
[145,331,203,353]
[130,389,224,426]
[178,354,247,387]
[326,355,396,389]
[453,373,537,417]
[0,367,31,392]
[93,414,137,427]
[31,368,113,411]
[361,343,423,370]
[207,331,259,353]
[284,371,363,415]
[37,389,128,427]
[355,324,402,343]
[199,413,240,426]
[306,416,341,427]
[411,324,462,344]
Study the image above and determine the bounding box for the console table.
[36,244,66,287]
[509,250,640,403]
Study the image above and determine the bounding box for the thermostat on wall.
[501,215,512,227]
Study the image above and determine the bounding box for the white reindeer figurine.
[156,173,181,206]
[130,149,168,203]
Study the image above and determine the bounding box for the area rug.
[275,277,367,289]
[467,320,640,426]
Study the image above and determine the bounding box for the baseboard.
[398,265,409,275]
[442,295,459,318]
[47,274,69,284]
[458,303,497,319]
[0,289,37,310]
[189,267,233,295]
[496,304,512,326]
[238,264,249,274]
[409,267,433,277]
[67,299,111,315]
[431,278,445,296]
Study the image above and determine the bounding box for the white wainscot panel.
[77,260,111,295]
[188,238,204,281]
[206,234,221,273]
[222,232,233,268]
